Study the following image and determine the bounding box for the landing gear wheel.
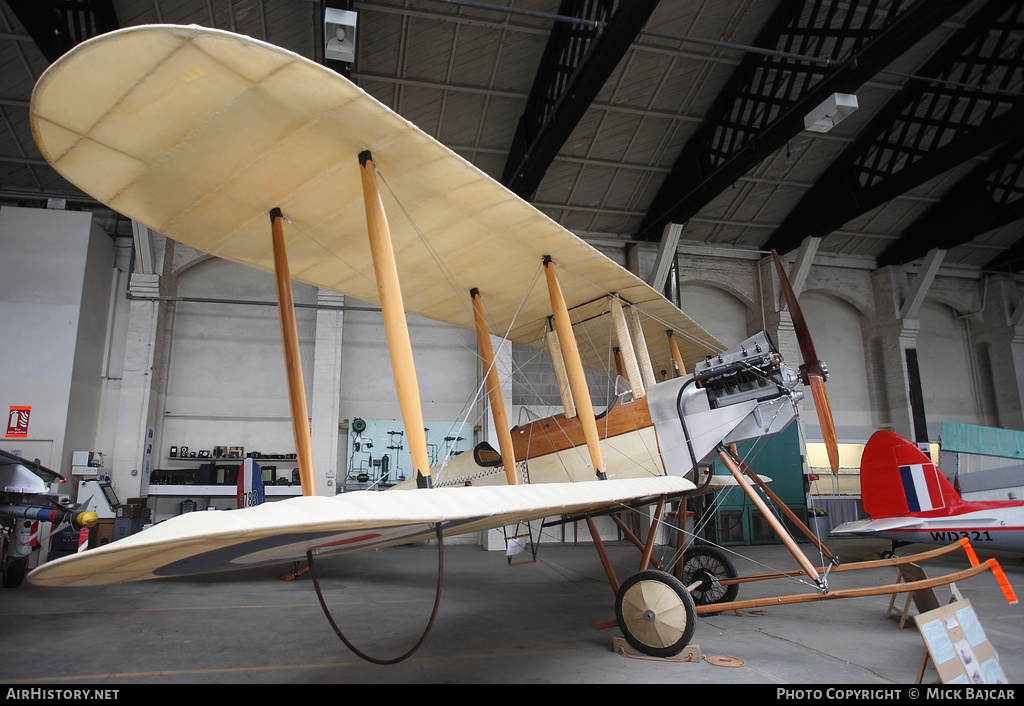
[615,569,696,658]
[681,546,739,607]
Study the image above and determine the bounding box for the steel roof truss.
[501,0,660,199]
[879,135,1024,269]
[6,0,119,63]
[636,0,958,243]
[768,0,1024,257]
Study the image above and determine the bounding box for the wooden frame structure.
[886,562,941,629]
[574,470,1013,638]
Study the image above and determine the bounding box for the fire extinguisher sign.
[6,406,30,438]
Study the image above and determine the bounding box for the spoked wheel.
[615,569,696,658]
[680,546,739,607]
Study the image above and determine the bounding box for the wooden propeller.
[771,250,840,475]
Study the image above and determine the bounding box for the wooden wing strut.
[470,288,518,485]
[270,209,316,496]
[543,256,606,480]
[610,296,645,399]
[666,330,687,377]
[359,151,432,488]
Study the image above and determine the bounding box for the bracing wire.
[515,491,826,595]
[373,164,475,325]
[547,258,724,356]
[279,215,378,291]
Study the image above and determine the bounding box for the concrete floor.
[1,536,1021,685]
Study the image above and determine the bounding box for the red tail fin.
[860,431,963,519]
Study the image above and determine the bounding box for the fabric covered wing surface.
[30,24,720,378]
[28,477,692,587]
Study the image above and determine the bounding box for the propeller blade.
[771,250,840,475]
[771,250,817,365]
[808,375,840,475]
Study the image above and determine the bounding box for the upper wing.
[28,476,692,587]
[31,24,721,377]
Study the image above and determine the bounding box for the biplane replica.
[25,24,1016,663]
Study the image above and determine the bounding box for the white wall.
[669,250,1022,445]
[150,255,482,494]
[677,282,748,348]
[0,206,113,478]
[159,256,317,464]
[917,300,981,432]
[800,291,873,433]
[339,298,479,424]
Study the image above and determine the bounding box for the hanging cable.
[307,523,445,665]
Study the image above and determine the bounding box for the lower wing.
[29,476,691,587]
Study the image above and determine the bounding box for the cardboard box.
[115,504,141,518]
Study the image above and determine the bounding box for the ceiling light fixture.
[325,9,357,64]
[803,93,858,133]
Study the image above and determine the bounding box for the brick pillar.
[866,266,919,440]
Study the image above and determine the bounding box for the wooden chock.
[613,637,701,663]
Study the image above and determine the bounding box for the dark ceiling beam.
[635,0,967,243]
[5,0,119,63]
[501,0,660,199]
[984,238,1024,273]
[981,136,1024,273]
[767,0,1024,257]
[878,135,1024,269]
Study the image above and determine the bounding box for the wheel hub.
[692,569,717,591]
[614,570,697,658]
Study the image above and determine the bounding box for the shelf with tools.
[148,453,303,496]
[147,485,303,496]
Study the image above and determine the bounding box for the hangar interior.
[1,0,1023,560]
